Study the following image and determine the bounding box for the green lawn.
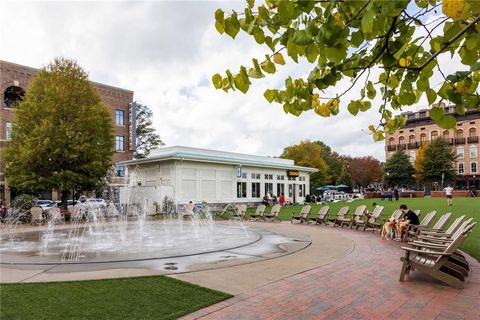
[0,276,231,320]
[244,197,480,261]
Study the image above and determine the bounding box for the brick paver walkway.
[181,227,480,320]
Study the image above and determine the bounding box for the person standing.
[444,185,454,206]
[393,186,400,201]
[279,193,285,207]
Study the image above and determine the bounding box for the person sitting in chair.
[396,204,419,241]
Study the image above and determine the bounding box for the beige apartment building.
[385,105,480,190]
[0,60,134,203]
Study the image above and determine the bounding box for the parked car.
[77,197,107,209]
[37,200,55,208]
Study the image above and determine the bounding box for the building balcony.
[407,142,419,149]
[386,145,396,152]
[467,136,479,144]
[398,144,407,150]
[454,137,466,144]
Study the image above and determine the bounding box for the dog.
[381,218,396,240]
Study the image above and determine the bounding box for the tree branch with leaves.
[212,0,480,140]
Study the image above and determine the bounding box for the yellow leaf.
[399,56,412,67]
[273,53,286,65]
[334,12,343,26]
[442,0,470,20]
[457,83,469,95]
[315,103,330,117]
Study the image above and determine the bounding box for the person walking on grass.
[444,185,454,206]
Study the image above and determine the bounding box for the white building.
[120,146,317,205]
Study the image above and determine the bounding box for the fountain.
[0,170,310,274]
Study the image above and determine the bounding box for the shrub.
[161,196,176,215]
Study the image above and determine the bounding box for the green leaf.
[264,89,277,103]
[426,88,436,105]
[293,30,313,45]
[214,9,225,34]
[247,0,255,9]
[359,101,372,112]
[361,9,375,35]
[437,115,457,129]
[253,27,265,44]
[212,73,223,89]
[416,78,429,92]
[429,107,443,122]
[366,81,376,99]
[234,73,249,93]
[225,12,240,38]
[260,56,276,74]
[306,43,318,63]
[347,100,359,116]
[350,31,364,48]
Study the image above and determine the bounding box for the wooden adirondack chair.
[182,202,195,219]
[399,222,475,289]
[417,215,465,239]
[360,205,384,233]
[232,204,247,220]
[408,212,452,240]
[264,204,281,222]
[331,206,349,227]
[308,206,329,224]
[249,204,266,221]
[291,205,311,224]
[407,211,436,234]
[345,205,367,228]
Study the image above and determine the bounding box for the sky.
[0,1,457,161]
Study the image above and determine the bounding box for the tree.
[414,142,429,183]
[384,150,415,186]
[212,0,480,140]
[418,138,457,187]
[280,141,329,190]
[341,156,383,188]
[133,102,163,159]
[4,58,114,211]
[315,141,352,186]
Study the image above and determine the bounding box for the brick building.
[385,104,480,190]
[0,60,134,203]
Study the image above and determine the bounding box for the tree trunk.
[60,190,69,213]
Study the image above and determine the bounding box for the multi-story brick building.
[0,60,134,203]
[385,104,480,190]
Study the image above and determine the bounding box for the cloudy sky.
[0,1,454,161]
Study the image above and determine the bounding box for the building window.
[420,133,427,143]
[251,182,260,198]
[443,130,450,140]
[277,183,284,196]
[431,131,438,140]
[251,173,260,179]
[264,174,273,180]
[237,182,247,198]
[408,135,415,144]
[276,175,285,180]
[115,136,125,151]
[469,127,476,137]
[419,111,426,118]
[6,123,12,141]
[457,147,464,159]
[242,172,247,179]
[299,184,305,197]
[3,86,25,108]
[265,183,273,196]
[288,184,293,197]
[471,162,477,173]
[471,146,478,158]
[399,136,405,145]
[288,177,296,181]
[115,110,125,126]
[115,165,125,177]
[299,176,306,181]
[457,129,464,139]
[388,137,394,146]
[458,163,464,174]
